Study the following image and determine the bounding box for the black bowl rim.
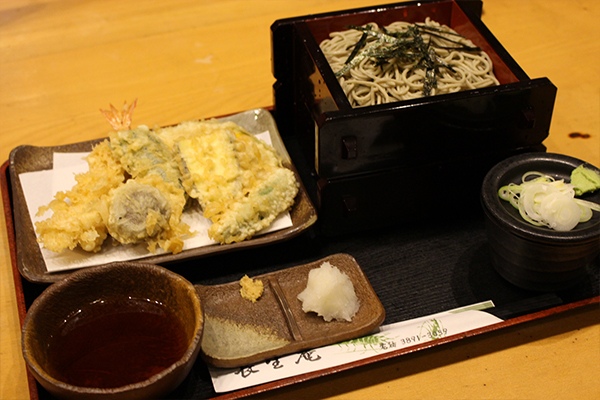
[481,152,600,243]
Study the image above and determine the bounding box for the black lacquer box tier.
[271,0,557,235]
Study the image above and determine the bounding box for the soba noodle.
[320,18,499,107]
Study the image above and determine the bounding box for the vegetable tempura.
[174,120,299,244]
[35,101,299,254]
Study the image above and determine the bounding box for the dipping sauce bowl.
[22,262,203,400]
[481,153,600,291]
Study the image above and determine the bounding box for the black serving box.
[271,0,556,235]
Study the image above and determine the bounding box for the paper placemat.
[209,301,501,393]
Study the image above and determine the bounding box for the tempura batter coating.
[108,127,190,253]
[174,120,299,244]
[175,122,242,207]
[35,105,298,255]
[36,127,191,254]
[106,175,189,253]
[107,180,171,243]
[35,141,125,253]
[207,167,298,243]
[109,126,182,187]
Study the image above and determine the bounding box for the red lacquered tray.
[3,155,599,400]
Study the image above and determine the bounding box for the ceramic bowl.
[481,153,600,291]
[22,262,203,400]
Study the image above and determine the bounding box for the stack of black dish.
[271,0,557,235]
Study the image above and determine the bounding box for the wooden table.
[1,1,599,399]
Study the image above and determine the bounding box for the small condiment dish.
[481,153,600,291]
[22,262,203,400]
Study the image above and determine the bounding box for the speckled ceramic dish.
[21,262,204,400]
[197,253,385,368]
[9,108,317,283]
[481,153,600,291]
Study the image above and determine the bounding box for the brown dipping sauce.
[48,298,188,388]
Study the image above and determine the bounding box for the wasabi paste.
[570,165,600,196]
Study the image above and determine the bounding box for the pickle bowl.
[480,153,600,292]
[21,262,204,400]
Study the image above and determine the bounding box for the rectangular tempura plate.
[9,108,317,284]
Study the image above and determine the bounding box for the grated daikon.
[297,262,359,322]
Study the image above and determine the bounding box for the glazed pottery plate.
[196,253,385,368]
[9,108,318,283]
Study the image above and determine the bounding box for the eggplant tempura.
[35,101,299,254]
[172,120,299,244]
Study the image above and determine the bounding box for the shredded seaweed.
[334,22,480,97]
[344,25,371,64]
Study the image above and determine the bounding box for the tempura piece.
[106,175,189,253]
[206,166,298,243]
[174,121,243,207]
[108,127,190,253]
[109,126,182,188]
[174,120,299,244]
[205,129,298,243]
[35,141,125,253]
[107,180,170,243]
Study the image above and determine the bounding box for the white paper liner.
[18,131,293,273]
